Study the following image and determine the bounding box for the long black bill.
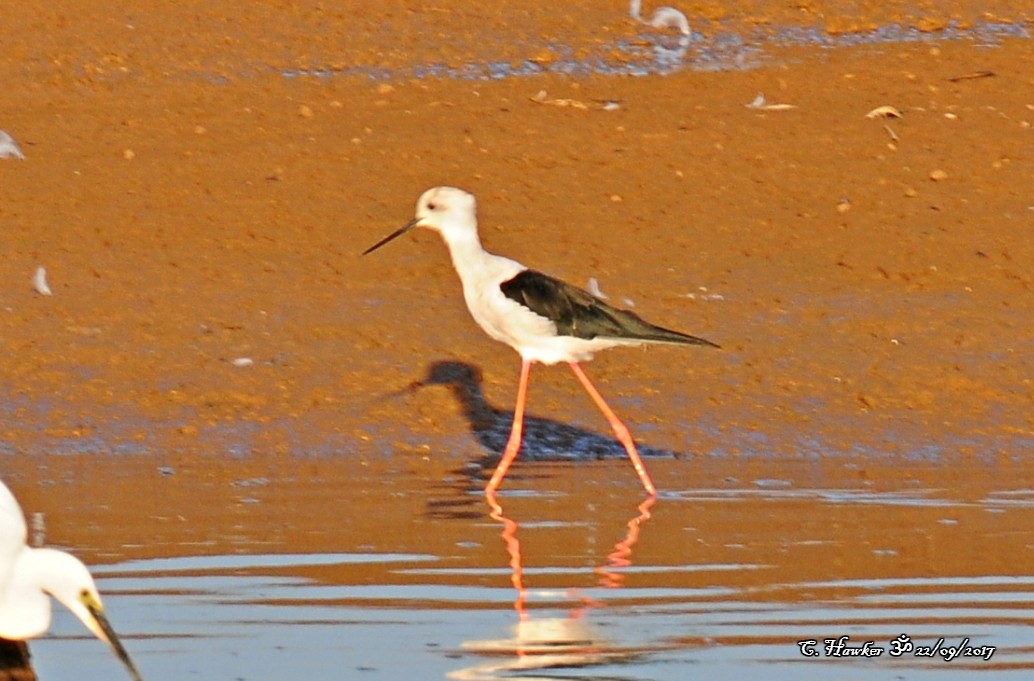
[362,218,421,256]
[88,602,145,681]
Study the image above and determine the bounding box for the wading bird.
[364,187,718,496]
[630,0,690,36]
[0,480,144,681]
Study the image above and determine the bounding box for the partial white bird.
[630,0,690,36]
[0,131,25,160]
[0,479,144,681]
[363,187,719,496]
[31,267,52,297]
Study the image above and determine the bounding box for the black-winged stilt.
[363,186,719,496]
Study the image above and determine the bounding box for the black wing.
[499,269,719,347]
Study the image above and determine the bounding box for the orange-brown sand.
[1,3,1032,589]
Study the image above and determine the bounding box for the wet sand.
[1,2,1033,678]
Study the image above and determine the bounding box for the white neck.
[438,224,490,282]
[0,548,55,639]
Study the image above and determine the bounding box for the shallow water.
[286,20,1030,80]
[23,457,1034,681]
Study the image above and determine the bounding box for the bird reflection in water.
[447,491,656,679]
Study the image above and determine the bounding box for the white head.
[363,186,480,255]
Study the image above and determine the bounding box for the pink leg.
[485,359,532,494]
[569,362,657,496]
[485,488,528,619]
[598,496,656,588]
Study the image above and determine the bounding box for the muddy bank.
[1,2,1032,550]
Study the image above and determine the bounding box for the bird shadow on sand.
[404,360,681,519]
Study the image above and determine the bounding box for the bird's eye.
[427,202,437,211]
[80,588,90,599]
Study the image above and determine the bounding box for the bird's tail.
[635,324,720,348]
[601,305,720,348]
